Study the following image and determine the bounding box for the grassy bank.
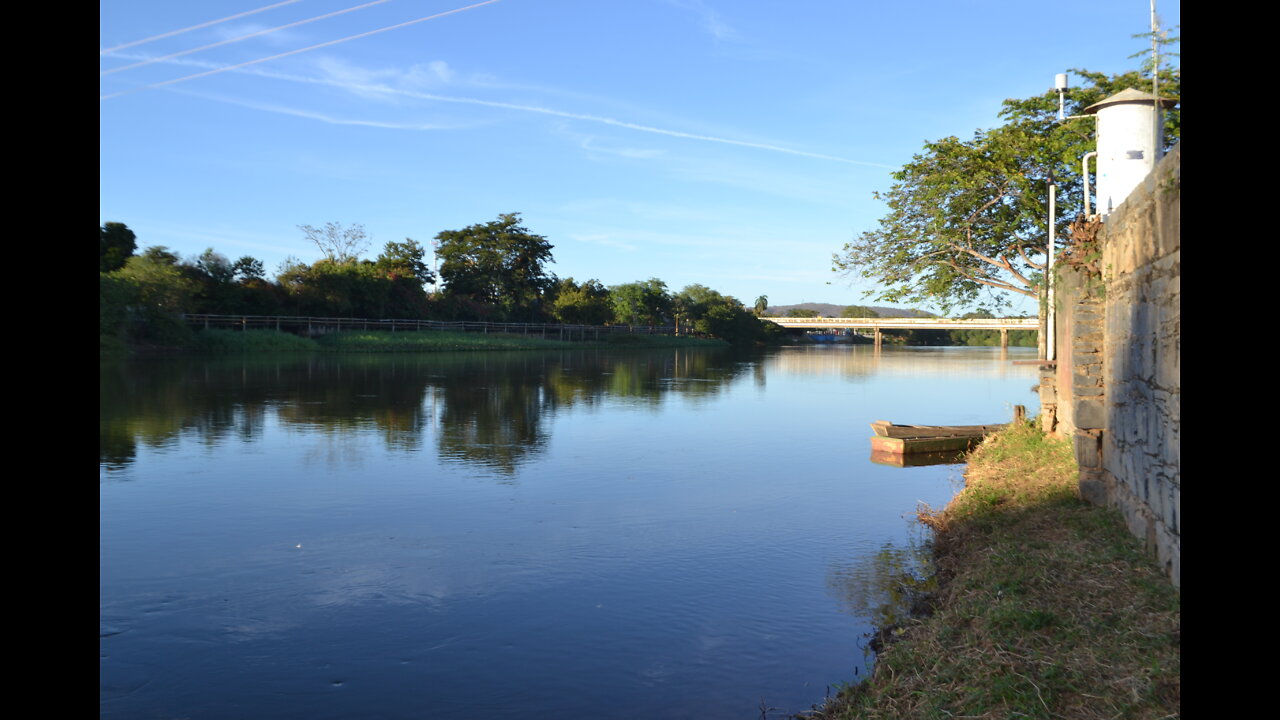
[313,329,729,351]
[812,422,1179,719]
[162,328,732,353]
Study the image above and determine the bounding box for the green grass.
[310,329,730,352]
[312,329,593,352]
[810,422,1179,720]
[131,328,733,354]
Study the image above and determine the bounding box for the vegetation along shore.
[101,214,1031,357]
[806,421,1179,719]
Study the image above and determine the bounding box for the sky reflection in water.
[101,345,1039,719]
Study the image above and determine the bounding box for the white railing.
[762,316,1039,331]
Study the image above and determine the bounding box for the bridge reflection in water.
[767,344,1025,380]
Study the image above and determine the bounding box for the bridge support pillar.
[1000,328,1009,348]
[874,327,882,349]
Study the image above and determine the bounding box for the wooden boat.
[870,433,985,455]
[870,420,1006,439]
[868,420,1006,456]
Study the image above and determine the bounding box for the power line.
[102,0,401,77]
[101,0,503,101]
[101,0,305,54]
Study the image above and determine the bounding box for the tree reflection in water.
[826,536,937,651]
[100,349,748,476]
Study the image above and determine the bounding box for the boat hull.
[870,420,1005,439]
[870,434,985,455]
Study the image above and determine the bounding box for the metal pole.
[1082,152,1097,217]
[1151,0,1162,161]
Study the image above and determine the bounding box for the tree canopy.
[833,55,1180,314]
[549,278,612,325]
[96,212,774,347]
[609,278,671,327]
[435,213,555,320]
[376,239,435,286]
[100,222,137,273]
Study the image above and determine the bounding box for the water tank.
[1083,88,1177,217]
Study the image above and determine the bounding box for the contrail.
[102,0,401,77]
[109,53,892,169]
[100,0,503,100]
[101,0,304,54]
[273,72,895,168]
[184,90,463,130]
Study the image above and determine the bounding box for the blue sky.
[100,0,1179,314]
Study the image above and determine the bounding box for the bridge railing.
[761,316,1040,330]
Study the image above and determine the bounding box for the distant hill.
[763,303,935,318]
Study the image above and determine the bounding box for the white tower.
[1083,88,1177,218]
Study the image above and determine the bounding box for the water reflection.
[101,344,1041,719]
[869,448,968,467]
[826,537,937,637]
[100,349,753,475]
[772,344,1018,379]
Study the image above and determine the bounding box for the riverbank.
[809,422,1179,719]
[102,328,731,356]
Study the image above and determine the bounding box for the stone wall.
[1046,142,1179,586]
[1050,266,1107,504]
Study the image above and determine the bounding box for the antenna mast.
[1151,0,1163,160]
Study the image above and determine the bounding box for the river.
[100,344,1039,719]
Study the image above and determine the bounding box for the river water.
[100,344,1039,719]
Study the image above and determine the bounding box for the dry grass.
[809,422,1179,720]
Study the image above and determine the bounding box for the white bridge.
[763,317,1039,330]
[763,316,1040,347]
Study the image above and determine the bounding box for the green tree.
[186,248,238,313]
[100,273,137,337]
[194,248,235,283]
[753,295,769,316]
[550,278,612,325]
[674,284,764,344]
[277,258,401,318]
[700,302,762,345]
[833,54,1179,314]
[435,213,555,320]
[232,256,266,282]
[107,246,199,345]
[376,239,435,286]
[609,278,671,327]
[114,246,196,313]
[100,222,137,273]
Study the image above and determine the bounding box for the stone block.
[1072,373,1099,391]
[1074,430,1102,469]
[1071,355,1098,370]
[1075,397,1107,429]
[1079,470,1108,505]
